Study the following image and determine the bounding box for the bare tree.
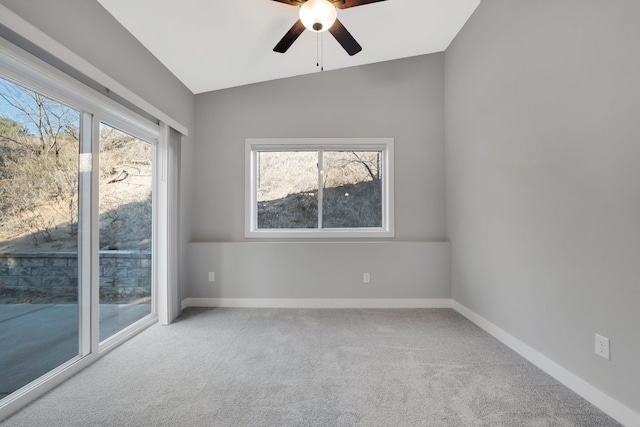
[0,81,78,159]
[349,151,380,181]
[0,80,80,243]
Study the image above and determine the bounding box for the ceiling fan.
[272,0,386,56]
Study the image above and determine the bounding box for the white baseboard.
[452,301,639,427]
[181,297,452,310]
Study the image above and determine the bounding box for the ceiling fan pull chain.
[321,31,324,71]
[316,32,324,71]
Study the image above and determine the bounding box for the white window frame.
[245,138,394,239]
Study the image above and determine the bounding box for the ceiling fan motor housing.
[299,0,337,33]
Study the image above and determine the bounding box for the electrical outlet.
[595,334,610,360]
[208,272,215,282]
[363,273,370,283]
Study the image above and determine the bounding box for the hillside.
[0,118,152,253]
[256,150,382,229]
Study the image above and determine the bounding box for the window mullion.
[90,116,101,355]
[317,150,323,229]
[78,112,93,357]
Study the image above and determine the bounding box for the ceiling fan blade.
[273,20,306,53]
[328,18,362,56]
[332,0,386,9]
[271,0,305,6]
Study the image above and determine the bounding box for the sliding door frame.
[0,31,173,419]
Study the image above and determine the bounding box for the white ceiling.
[97,0,480,94]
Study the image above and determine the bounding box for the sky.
[0,74,79,135]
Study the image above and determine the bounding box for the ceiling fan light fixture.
[299,0,337,33]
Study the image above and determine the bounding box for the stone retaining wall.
[0,252,151,303]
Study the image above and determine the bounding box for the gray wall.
[187,242,450,300]
[445,0,640,414]
[193,54,446,242]
[188,54,447,301]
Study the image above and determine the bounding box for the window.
[98,123,154,341]
[0,75,81,399]
[246,138,394,238]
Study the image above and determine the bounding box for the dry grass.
[0,136,79,250]
[98,125,152,251]
[0,124,152,252]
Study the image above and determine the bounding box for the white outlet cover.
[595,334,610,360]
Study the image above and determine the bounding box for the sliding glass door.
[98,123,153,342]
[0,43,161,410]
[0,76,81,398]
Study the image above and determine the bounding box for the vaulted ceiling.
[97,0,480,94]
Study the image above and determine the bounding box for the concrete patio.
[0,303,151,398]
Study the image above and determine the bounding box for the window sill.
[245,228,394,239]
